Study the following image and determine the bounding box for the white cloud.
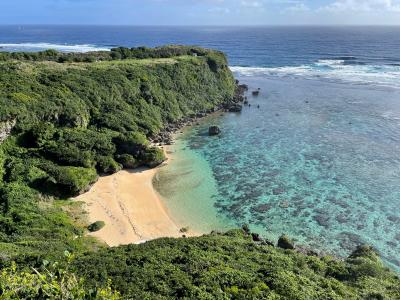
[285,2,310,12]
[208,6,231,14]
[319,0,400,13]
[240,1,263,8]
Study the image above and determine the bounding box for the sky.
[1,0,400,25]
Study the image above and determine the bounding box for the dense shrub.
[96,156,122,174]
[115,154,138,169]
[40,162,98,196]
[73,230,400,299]
[0,45,212,64]
[141,147,166,168]
[0,252,120,299]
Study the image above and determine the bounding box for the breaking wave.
[230,59,400,89]
[0,43,110,53]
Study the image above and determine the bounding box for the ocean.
[2,25,400,270]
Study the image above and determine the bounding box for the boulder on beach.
[209,126,221,136]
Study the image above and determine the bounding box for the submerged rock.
[208,126,221,136]
[252,90,260,96]
[279,201,289,209]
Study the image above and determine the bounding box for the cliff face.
[0,119,15,143]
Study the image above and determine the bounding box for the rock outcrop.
[228,104,243,113]
[209,126,221,136]
[277,234,295,250]
[0,119,16,143]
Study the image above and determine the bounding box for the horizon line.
[1,24,400,27]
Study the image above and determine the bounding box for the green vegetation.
[73,230,400,299]
[0,46,235,263]
[0,45,213,63]
[0,251,120,299]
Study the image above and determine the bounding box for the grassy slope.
[74,230,400,299]
[0,48,236,264]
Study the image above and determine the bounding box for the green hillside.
[0,46,235,263]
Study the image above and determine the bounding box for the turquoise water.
[154,127,236,234]
[156,75,400,271]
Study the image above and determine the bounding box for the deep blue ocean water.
[1,26,400,270]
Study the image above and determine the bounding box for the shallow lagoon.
[155,74,400,271]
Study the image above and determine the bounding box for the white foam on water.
[381,111,400,121]
[0,43,110,53]
[230,60,400,89]
[315,59,346,66]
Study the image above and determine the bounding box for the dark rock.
[196,112,206,118]
[208,126,221,136]
[277,234,295,250]
[242,224,251,235]
[252,90,260,96]
[261,239,275,247]
[251,233,263,242]
[238,84,248,91]
[228,104,242,113]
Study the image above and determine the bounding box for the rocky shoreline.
[150,80,248,146]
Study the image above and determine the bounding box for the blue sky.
[1,0,400,25]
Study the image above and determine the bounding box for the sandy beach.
[75,153,194,246]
